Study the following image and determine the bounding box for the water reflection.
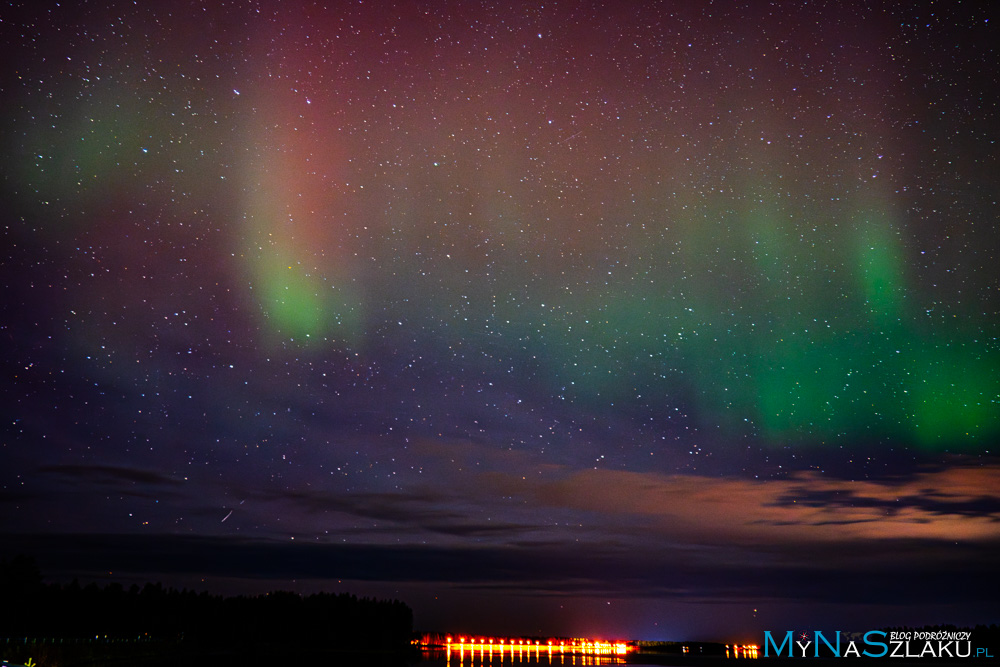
[424,646,628,666]
[415,634,631,665]
[416,636,757,667]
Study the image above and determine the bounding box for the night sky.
[2,0,998,642]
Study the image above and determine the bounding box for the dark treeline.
[0,555,413,650]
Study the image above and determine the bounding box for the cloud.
[240,485,544,539]
[772,486,1000,519]
[2,531,997,608]
[38,464,183,490]
[0,489,35,504]
[475,464,1000,545]
[37,465,182,498]
[11,444,998,615]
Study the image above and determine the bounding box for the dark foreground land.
[3,641,421,667]
[1,556,415,667]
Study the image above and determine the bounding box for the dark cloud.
[4,532,998,609]
[774,486,1000,519]
[242,486,543,539]
[38,464,183,488]
[0,489,36,504]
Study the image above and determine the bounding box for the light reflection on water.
[417,652,701,667]
[421,648,628,667]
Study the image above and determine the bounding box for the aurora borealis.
[2,0,998,640]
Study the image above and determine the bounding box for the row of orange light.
[446,637,631,656]
[726,644,759,659]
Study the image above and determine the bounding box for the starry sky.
[1,0,998,642]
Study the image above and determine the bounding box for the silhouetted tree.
[1,557,413,650]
